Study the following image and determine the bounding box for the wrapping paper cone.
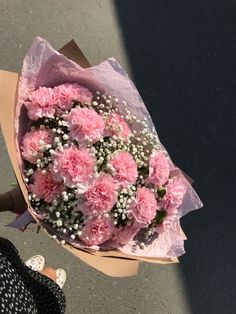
[0,40,181,277]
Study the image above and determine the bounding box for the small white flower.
[56,220,63,227]
[73,224,79,230]
[62,134,69,140]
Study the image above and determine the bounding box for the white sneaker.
[55,269,67,289]
[25,255,45,272]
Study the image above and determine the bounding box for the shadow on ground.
[114,1,236,313]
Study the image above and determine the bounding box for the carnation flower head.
[105,112,131,139]
[108,151,138,187]
[51,146,95,187]
[129,187,158,225]
[54,83,93,112]
[112,221,141,245]
[156,215,177,234]
[29,170,63,203]
[160,176,187,213]
[21,129,53,164]
[25,86,56,120]
[147,150,170,187]
[79,173,117,216]
[156,176,187,233]
[64,107,105,144]
[80,215,115,246]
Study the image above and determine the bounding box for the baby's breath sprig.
[110,185,136,227]
[142,209,167,242]
[28,192,43,211]
[31,188,85,240]
[91,92,115,115]
[93,136,128,172]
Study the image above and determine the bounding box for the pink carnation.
[112,221,141,245]
[156,176,187,233]
[79,173,117,216]
[130,187,158,225]
[147,151,170,187]
[156,215,177,234]
[64,107,105,144]
[29,170,63,203]
[80,216,115,246]
[105,113,131,139]
[54,83,93,112]
[160,176,187,212]
[51,146,95,187]
[21,129,53,164]
[25,87,56,120]
[108,152,138,187]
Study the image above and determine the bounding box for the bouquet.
[0,37,203,276]
[21,84,186,249]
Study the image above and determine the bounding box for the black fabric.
[0,238,65,314]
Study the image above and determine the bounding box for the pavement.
[0,1,235,314]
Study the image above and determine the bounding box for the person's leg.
[40,267,66,289]
[41,267,57,282]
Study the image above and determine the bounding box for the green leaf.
[157,187,166,198]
